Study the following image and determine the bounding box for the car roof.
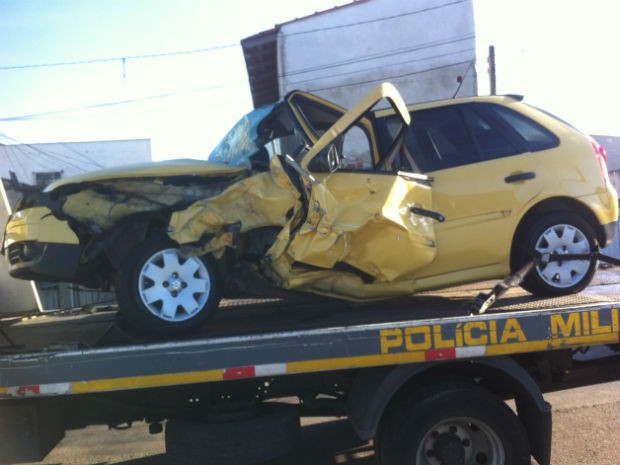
[373,94,525,117]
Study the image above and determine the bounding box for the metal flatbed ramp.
[1,278,618,399]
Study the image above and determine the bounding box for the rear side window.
[480,104,559,151]
[377,101,560,173]
[460,105,520,160]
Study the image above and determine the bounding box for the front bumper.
[3,206,82,282]
[6,241,82,282]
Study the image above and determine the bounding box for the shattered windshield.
[208,102,310,168]
[207,104,278,168]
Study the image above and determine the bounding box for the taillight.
[591,140,610,180]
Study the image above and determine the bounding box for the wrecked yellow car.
[3,84,618,335]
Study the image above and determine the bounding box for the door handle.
[504,172,536,183]
[410,207,445,222]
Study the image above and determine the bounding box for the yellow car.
[2,84,618,335]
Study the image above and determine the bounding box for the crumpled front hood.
[44,159,247,192]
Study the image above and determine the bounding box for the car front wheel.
[115,236,221,335]
[515,212,597,296]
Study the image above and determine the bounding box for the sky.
[0,0,618,163]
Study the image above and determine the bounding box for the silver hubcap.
[138,248,210,322]
[416,417,505,465]
[535,224,591,288]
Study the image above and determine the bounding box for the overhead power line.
[0,132,97,173]
[286,47,475,88]
[281,34,475,78]
[1,0,469,72]
[0,82,245,122]
[0,43,239,71]
[279,34,475,82]
[305,60,474,93]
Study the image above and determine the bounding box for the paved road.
[21,379,620,465]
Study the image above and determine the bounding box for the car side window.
[460,105,521,160]
[480,104,559,152]
[403,106,478,172]
[341,125,373,169]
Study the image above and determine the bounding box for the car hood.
[43,159,247,192]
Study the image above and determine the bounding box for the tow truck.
[0,259,619,465]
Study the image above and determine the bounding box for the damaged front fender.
[168,155,302,255]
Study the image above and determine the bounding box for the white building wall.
[277,0,476,108]
[0,139,151,187]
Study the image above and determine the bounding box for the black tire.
[115,235,221,336]
[377,381,530,465]
[165,404,301,465]
[514,212,597,296]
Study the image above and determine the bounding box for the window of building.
[34,171,62,187]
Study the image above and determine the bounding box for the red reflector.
[16,385,41,396]
[425,348,456,361]
[591,140,610,180]
[592,141,608,162]
[223,366,256,379]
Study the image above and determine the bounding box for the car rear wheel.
[515,212,597,296]
[115,235,221,335]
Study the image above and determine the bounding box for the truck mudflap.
[0,399,64,464]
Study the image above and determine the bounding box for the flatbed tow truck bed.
[1,269,619,465]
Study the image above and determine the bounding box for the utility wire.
[305,60,474,93]
[281,34,475,78]
[0,132,94,173]
[0,43,239,70]
[286,47,475,87]
[0,1,468,72]
[0,83,245,122]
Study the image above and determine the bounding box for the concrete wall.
[277,0,476,108]
[593,135,620,259]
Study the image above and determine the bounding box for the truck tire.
[115,235,221,336]
[514,212,597,296]
[165,403,301,465]
[376,381,530,465]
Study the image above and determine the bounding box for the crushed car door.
[285,84,439,284]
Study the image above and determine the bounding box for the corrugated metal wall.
[603,170,619,258]
[36,283,116,311]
